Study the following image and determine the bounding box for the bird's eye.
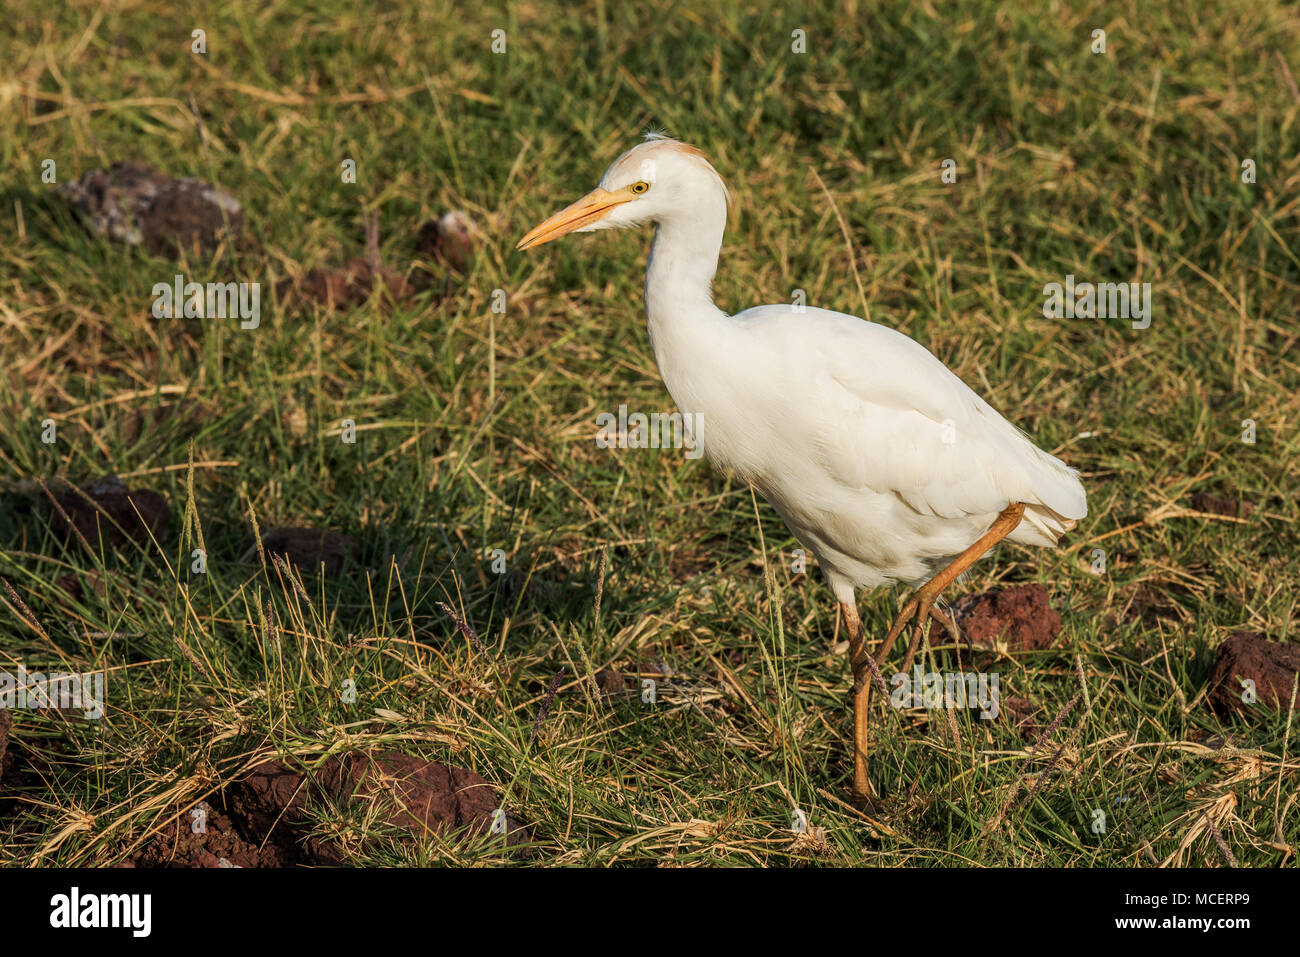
[631,181,650,194]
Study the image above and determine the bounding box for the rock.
[1208,632,1300,718]
[258,527,359,575]
[1191,492,1254,519]
[59,161,243,258]
[52,476,170,551]
[416,210,476,272]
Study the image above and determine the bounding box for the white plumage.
[518,134,1086,798]
[662,303,1085,593]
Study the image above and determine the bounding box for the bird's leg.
[902,604,962,674]
[879,502,1027,673]
[873,596,920,670]
[841,600,874,800]
[898,602,961,674]
[842,504,1024,800]
[900,595,936,676]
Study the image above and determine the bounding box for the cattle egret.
[517,134,1086,799]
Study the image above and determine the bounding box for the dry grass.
[0,0,1297,866]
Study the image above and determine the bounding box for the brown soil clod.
[226,752,527,863]
[339,752,523,845]
[257,527,360,575]
[274,258,414,310]
[59,161,243,258]
[0,711,44,820]
[1190,491,1255,519]
[52,476,171,552]
[943,583,1063,653]
[416,210,477,273]
[1207,632,1300,718]
[593,667,626,697]
[225,760,340,864]
[276,210,416,310]
[129,802,291,868]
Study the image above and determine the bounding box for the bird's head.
[516,133,732,251]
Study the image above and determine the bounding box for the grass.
[0,0,1297,866]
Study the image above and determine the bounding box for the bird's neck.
[643,211,729,391]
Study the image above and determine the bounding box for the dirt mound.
[275,258,414,310]
[51,476,170,551]
[0,713,51,822]
[946,583,1063,652]
[225,752,526,863]
[1208,632,1300,718]
[59,161,243,258]
[129,802,291,868]
[593,667,626,697]
[416,211,476,272]
[257,527,359,575]
[276,209,424,311]
[1190,492,1254,519]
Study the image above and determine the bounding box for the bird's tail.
[1012,504,1078,548]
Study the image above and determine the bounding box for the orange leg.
[875,503,1025,671]
[900,603,963,675]
[845,502,1026,799]
[840,600,878,800]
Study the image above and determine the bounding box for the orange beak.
[516,187,632,250]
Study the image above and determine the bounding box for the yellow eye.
[631,181,650,194]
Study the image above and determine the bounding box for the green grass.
[0,0,1297,866]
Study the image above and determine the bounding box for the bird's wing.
[738,306,1086,532]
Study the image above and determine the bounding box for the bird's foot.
[847,784,878,809]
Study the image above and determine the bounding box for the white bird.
[517,134,1086,799]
